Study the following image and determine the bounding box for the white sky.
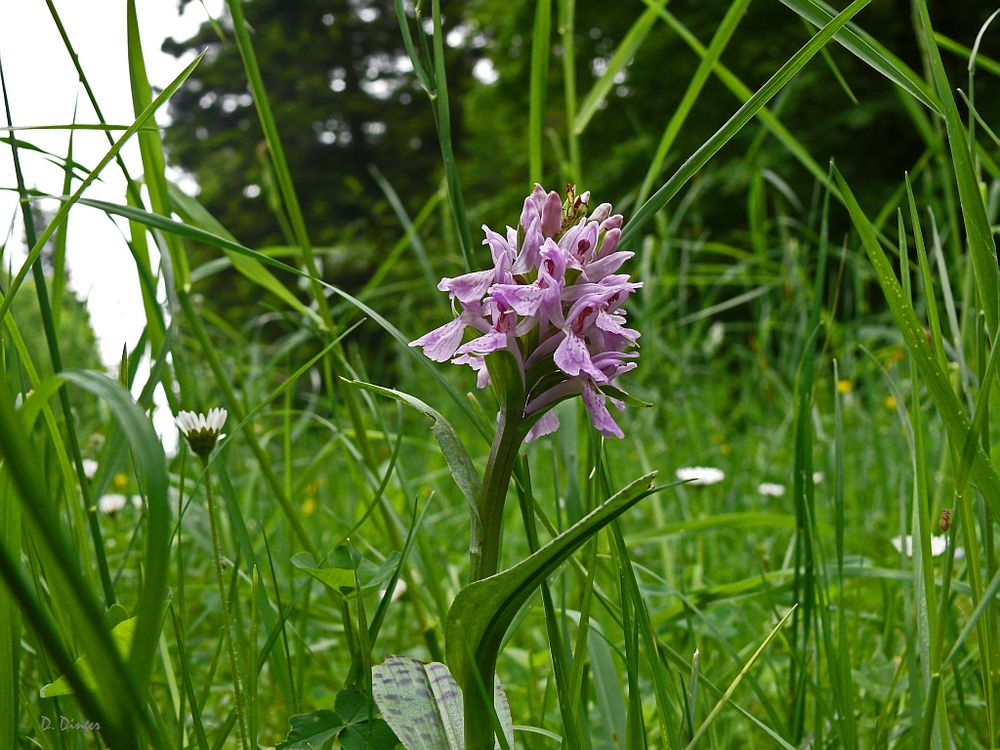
[1,0,224,449]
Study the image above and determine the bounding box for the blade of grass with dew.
[623,0,874,247]
[636,0,751,208]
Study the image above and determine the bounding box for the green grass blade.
[31,192,491,441]
[529,0,552,183]
[914,0,1000,336]
[59,371,170,697]
[636,0,751,208]
[167,181,323,325]
[683,607,797,749]
[223,0,332,323]
[623,0,873,247]
[429,0,475,269]
[0,53,201,324]
[574,4,659,135]
[833,167,1000,518]
[777,0,940,112]
[344,379,481,510]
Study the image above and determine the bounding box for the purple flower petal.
[409,317,467,362]
[513,217,544,274]
[525,410,561,442]
[455,330,510,357]
[438,269,494,305]
[490,283,546,317]
[597,227,622,258]
[482,225,516,270]
[541,190,563,237]
[585,250,633,281]
[582,380,624,438]
[588,202,613,223]
[453,353,491,388]
[554,331,606,382]
[596,310,640,342]
[601,214,623,232]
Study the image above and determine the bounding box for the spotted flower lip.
[410,184,641,439]
[176,408,228,457]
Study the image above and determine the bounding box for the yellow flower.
[720,444,732,457]
[836,379,853,394]
[112,472,129,490]
[884,395,898,410]
[301,498,317,517]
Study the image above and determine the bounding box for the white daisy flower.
[758,482,786,497]
[175,408,228,457]
[98,494,129,515]
[676,466,725,486]
[891,534,959,558]
[82,459,99,479]
[812,472,824,484]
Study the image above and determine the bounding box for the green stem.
[465,409,523,750]
[469,410,523,583]
[202,458,250,750]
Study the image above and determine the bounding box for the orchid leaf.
[446,472,659,698]
[371,656,513,750]
[346,379,481,509]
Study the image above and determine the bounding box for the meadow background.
[1,0,1000,747]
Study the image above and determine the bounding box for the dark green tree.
[162,0,479,330]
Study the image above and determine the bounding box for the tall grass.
[1,0,998,748]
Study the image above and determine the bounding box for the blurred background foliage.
[160,0,999,346]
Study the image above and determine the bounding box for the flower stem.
[469,409,522,583]
[202,459,250,750]
[465,409,523,750]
